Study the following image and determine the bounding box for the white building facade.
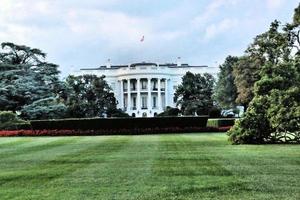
[75,62,217,117]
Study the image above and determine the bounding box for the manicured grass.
[0,133,299,200]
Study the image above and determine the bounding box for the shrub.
[157,107,180,117]
[0,111,30,130]
[208,107,222,118]
[207,118,236,127]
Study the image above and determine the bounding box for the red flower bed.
[0,126,232,137]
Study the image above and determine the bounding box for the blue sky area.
[0,0,299,77]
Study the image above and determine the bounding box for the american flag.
[140,35,144,42]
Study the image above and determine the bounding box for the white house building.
[74,60,217,117]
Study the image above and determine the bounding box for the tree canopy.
[64,74,127,118]
[174,72,215,115]
[0,42,64,119]
[214,56,239,109]
[228,4,300,144]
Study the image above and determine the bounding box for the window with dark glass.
[153,96,156,108]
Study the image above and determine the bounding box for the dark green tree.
[64,74,126,118]
[174,72,215,115]
[214,56,239,109]
[0,42,65,119]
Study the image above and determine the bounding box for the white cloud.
[266,0,286,10]
[192,0,239,28]
[203,18,239,41]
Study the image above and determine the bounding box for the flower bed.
[0,126,231,137]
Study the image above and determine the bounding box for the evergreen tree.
[0,42,65,119]
[214,56,239,109]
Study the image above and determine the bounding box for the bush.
[157,107,180,117]
[208,107,222,118]
[207,118,236,127]
[0,111,30,130]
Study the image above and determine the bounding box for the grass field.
[0,133,299,200]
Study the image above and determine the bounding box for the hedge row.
[207,118,236,127]
[30,116,208,131]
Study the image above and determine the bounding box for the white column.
[147,78,151,110]
[165,79,168,109]
[137,79,141,110]
[127,79,131,111]
[120,80,124,109]
[158,78,162,110]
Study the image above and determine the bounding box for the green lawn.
[0,133,299,200]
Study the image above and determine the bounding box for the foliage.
[157,106,180,117]
[233,56,262,110]
[228,10,300,144]
[0,111,30,130]
[214,56,239,109]
[30,116,208,131]
[20,97,67,120]
[64,75,126,118]
[207,118,235,128]
[0,42,65,119]
[208,106,222,118]
[174,72,215,115]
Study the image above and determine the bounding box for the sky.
[0,0,299,77]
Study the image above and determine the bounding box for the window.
[152,96,156,108]
[141,80,147,89]
[142,96,147,109]
[123,81,128,91]
[152,80,157,90]
[132,97,136,110]
[161,81,165,91]
[131,81,136,91]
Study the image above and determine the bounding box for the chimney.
[177,56,181,66]
[106,59,111,68]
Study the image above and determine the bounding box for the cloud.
[0,0,297,76]
[192,0,239,28]
[203,18,239,41]
[266,0,286,10]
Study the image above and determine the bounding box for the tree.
[214,56,239,109]
[64,74,124,118]
[233,56,262,111]
[20,97,67,120]
[0,42,64,119]
[228,6,300,144]
[174,72,215,115]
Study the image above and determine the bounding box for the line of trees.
[0,42,128,120]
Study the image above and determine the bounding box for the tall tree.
[233,20,290,111]
[214,55,239,109]
[64,74,125,118]
[228,5,300,144]
[174,72,215,115]
[233,56,262,110]
[0,42,65,119]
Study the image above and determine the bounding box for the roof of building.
[80,62,208,70]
